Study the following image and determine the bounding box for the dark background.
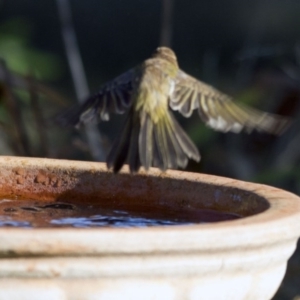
[0,1,299,298]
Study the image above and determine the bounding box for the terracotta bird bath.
[0,156,300,300]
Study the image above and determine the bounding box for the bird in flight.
[58,47,290,173]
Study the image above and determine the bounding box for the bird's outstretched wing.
[56,68,137,127]
[169,70,290,134]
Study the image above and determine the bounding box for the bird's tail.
[107,109,200,173]
[106,109,141,173]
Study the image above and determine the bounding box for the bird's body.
[59,47,290,173]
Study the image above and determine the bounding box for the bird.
[58,47,290,173]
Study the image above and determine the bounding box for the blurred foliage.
[0,17,65,158]
[255,166,299,186]
[188,119,217,146]
[0,18,62,80]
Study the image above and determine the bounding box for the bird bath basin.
[0,156,299,300]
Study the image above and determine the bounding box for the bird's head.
[152,47,177,64]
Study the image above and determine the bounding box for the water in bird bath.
[0,197,241,228]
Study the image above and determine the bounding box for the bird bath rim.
[0,156,299,256]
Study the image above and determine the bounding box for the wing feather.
[56,68,137,127]
[170,70,290,134]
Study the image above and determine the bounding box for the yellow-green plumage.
[58,47,290,173]
[105,48,199,172]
